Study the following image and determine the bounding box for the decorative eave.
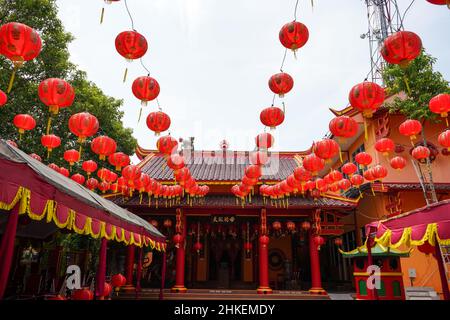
[340,243,411,258]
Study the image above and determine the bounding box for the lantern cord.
[293,0,300,21]
[100,7,105,24]
[363,118,368,141]
[138,107,143,123]
[78,144,83,160]
[279,48,288,72]
[7,66,17,94]
[46,116,52,135]
[403,74,412,96]
[124,0,136,31]
[140,58,151,76]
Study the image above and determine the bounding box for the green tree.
[0,0,136,171]
[382,51,450,120]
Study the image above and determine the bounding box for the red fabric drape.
[0,205,19,299]
[95,238,107,298]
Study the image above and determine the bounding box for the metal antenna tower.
[362,0,403,84]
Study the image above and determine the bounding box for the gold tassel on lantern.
[7,65,19,94]
[100,7,105,24]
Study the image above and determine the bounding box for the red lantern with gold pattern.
[0,90,7,106]
[29,153,42,162]
[390,156,407,170]
[268,72,294,98]
[313,235,325,250]
[157,135,178,155]
[111,274,126,288]
[122,164,142,185]
[132,76,160,105]
[72,288,94,300]
[98,181,110,193]
[334,238,343,246]
[350,174,364,187]
[314,139,340,163]
[71,173,85,185]
[91,136,117,160]
[372,165,388,181]
[48,163,59,172]
[38,78,75,115]
[108,152,130,171]
[13,114,36,137]
[399,119,422,141]
[381,31,422,67]
[302,154,325,176]
[272,221,282,232]
[355,152,372,168]
[256,132,274,150]
[329,170,343,182]
[41,134,61,156]
[342,162,358,176]
[82,160,98,177]
[329,116,358,140]
[245,165,262,179]
[260,106,285,129]
[249,151,269,166]
[375,138,395,156]
[438,130,450,151]
[86,178,99,191]
[0,22,42,93]
[426,0,450,6]
[429,94,450,125]
[167,153,185,171]
[349,82,385,118]
[301,221,311,231]
[279,21,309,52]
[294,166,312,183]
[115,31,148,60]
[412,146,430,160]
[59,167,69,177]
[63,149,80,167]
[68,112,99,142]
[146,111,171,135]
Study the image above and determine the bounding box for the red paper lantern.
[363,169,375,182]
[38,78,75,115]
[438,130,450,151]
[426,0,450,6]
[313,235,325,249]
[268,72,294,98]
[29,153,42,162]
[390,156,407,170]
[163,219,172,228]
[249,151,269,166]
[59,167,69,177]
[355,152,372,168]
[256,132,274,149]
[111,274,126,288]
[349,82,385,118]
[167,154,185,171]
[193,242,203,253]
[244,242,253,252]
[272,221,282,231]
[173,233,183,248]
[342,162,358,176]
[85,178,99,191]
[372,165,388,180]
[329,116,358,140]
[314,139,340,162]
[108,152,130,171]
[0,90,7,106]
[146,111,171,135]
[132,76,160,105]
[259,235,270,245]
[279,21,309,52]
[157,135,178,155]
[47,163,59,172]
[429,93,450,123]
[82,160,98,176]
[68,112,99,142]
[41,134,61,155]
[293,167,312,182]
[334,238,343,246]
[98,181,110,193]
[260,106,285,129]
[91,136,117,160]
[412,146,430,160]
[301,221,311,231]
[72,288,94,300]
[302,154,325,176]
[13,114,36,136]
[71,173,85,185]
[399,119,422,141]
[242,175,258,187]
[286,221,296,232]
[97,167,112,181]
[381,31,422,67]
[122,164,142,185]
[63,149,80,166]
[100,283,112,298]
[375,138,395,156]
[0,22,42,92]
[115,31,148,60]
[329,170,343,182]
[350,174,364,187]
[245,165,262,179]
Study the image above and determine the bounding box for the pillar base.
[121,285,136,291]
[309,287,327,295]
[171,286,188,293]
[257,287,273,294]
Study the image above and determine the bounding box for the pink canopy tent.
[0,140,166,299]
[366,199,450,300]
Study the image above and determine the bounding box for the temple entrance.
[208,237,242,289]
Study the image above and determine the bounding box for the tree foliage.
[382,51,450,120]
[0,0,136,171]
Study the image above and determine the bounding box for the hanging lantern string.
[293,0,300,21]
[124,0,136,31]
[140,58,151,76]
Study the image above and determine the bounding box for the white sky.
[55,0,450,157]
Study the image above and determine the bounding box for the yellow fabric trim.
[101,223,116,241]
[87,219,102,239]
[115,228,125,243]
[0,186,24,211]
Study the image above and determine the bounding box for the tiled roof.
[139,151,302,182]
[119,194,357,210]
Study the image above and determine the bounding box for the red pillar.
[171,213,187,293]
[0,205,19,300]
[125,245,135,287]
[95,238,108,299]
[309,231,326,294]
[257,235,272,294]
